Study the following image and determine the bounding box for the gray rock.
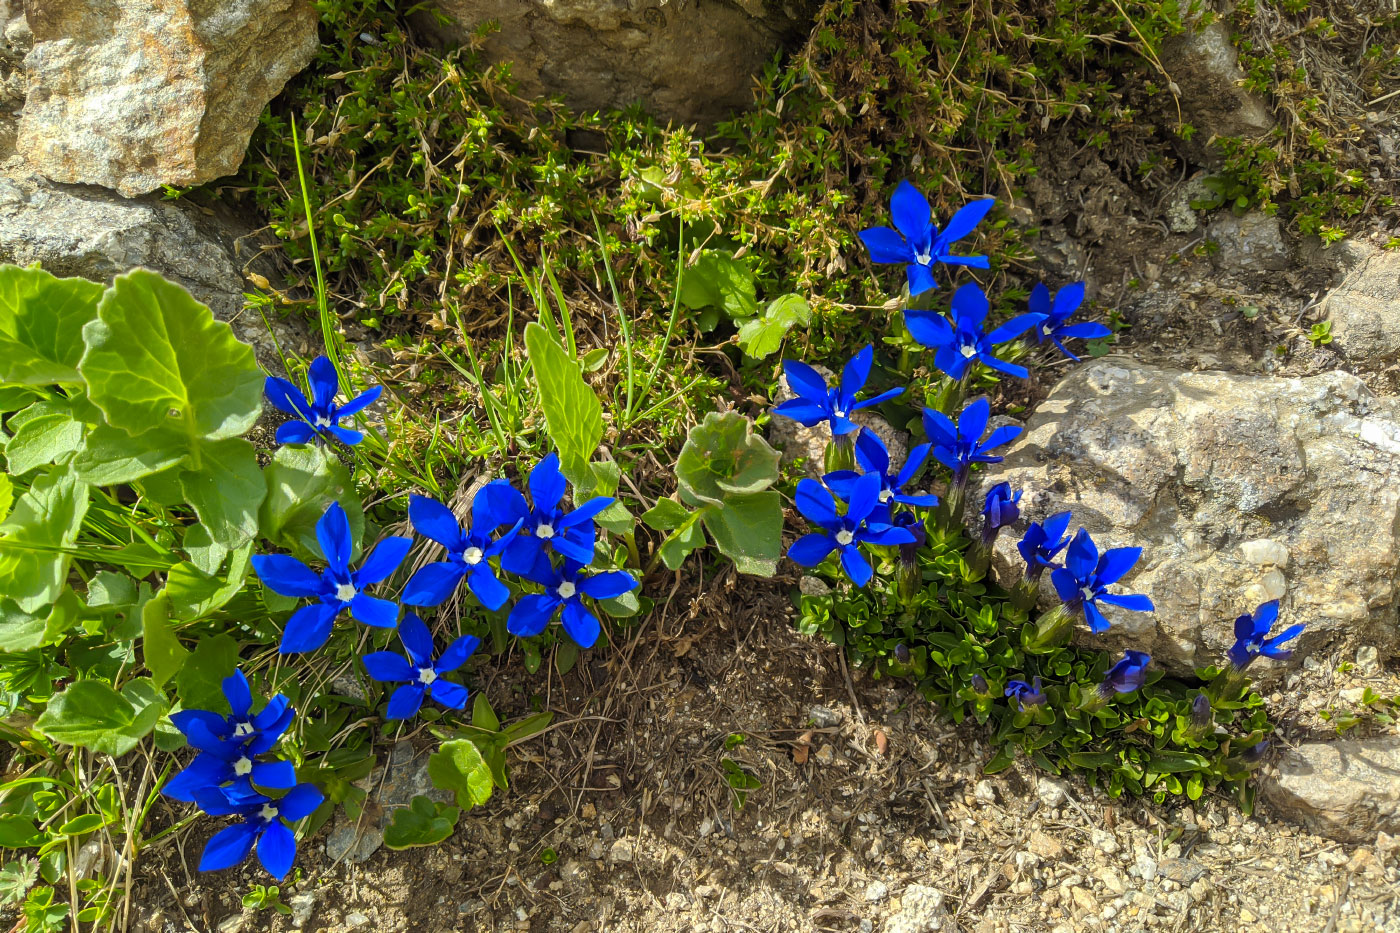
[1326,246,1400,367]
[0,171,309,370]
[1260,738,1400,843]
[980,360,1400,674]
[1209,212,1290,272]
[287,892,316,929]
[419,0,816,127]
[16,0,318,196]
[885,884,947,933]
[1160,20,1274,166]
[767,363,911,478]
[1164,174,1215,234]
[325,741,454,864]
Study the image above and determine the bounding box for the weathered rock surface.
[420,0,816,126]
[1326,246,1400,367]
[0,171,308,368]
[1160,20,1274,166]
[1260,738,1400,843]
[16,0,318,196]
[1208,211,1290,272]
[325,740,452,863]
[980,360,1400,674]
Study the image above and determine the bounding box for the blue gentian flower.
[970,674,990,695]
[1049,529,1154,634]
[362,613,479,720]
[252,502,411,654]
[402,489,521,610]
[981,483,1022,540]
[921,397,1022,485]
[164,671,296,803]
[1099,650,1152,697]
[825,430,938,516]
[1017,511,1073,580]
[495,453,615,575]
[1027,282,1111,362]
[264,356,382,446]
[772,345,904,437]
[1241,740,1270,764]
[1190,693,1212,731]
[787,472,917,587]
[1227,600,1304,670]
[194,783,324,880]
[858,181,994,296]
[1005,676,1046,711]
[905,283,1041,380]
[507,558,638,649]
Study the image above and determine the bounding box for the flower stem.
[824,433,856,473]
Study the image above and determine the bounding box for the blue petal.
[361,651,414,683]
[355,536,412,586]
[1056,321,1112,340]
[277,784,325,822]
[325,425,365,446]
[957,397,991,444]
[894,442,932,490]
[838,345,873,411]
[402,561,467,607]
[275,420,318,445]
[933,345,971,381]
[936,254,990,269]
[316,502,353,573]
[1027,283,1051,317]
[1098,592,1154,613]
[349,594,399,628]
[921,408,957,448]
[794,479,838,527]
[950,282,990,329]
[1083,600,1112,634]
[1254,600,1281,630]
[308,356,341,413]
[772,398,831,427]
[409,495,466,551]
[169,709,227,741]
[1063,529,1098,582]
[256,819,298,880]
[854,430,890,475]
[333,385,382,420]
[558,496,614,530]
[251,760,297,790]
[1050,567,1080,603]
[577,570,638,600]
[397,613,436,668]
[251,555,322,598]
[861,524,917,546]
[222,670,253,717]
[852,386,905,412]
[264,377,314,419]
[845,471,883,524]
[977,424,1022,457]
[985,312,1041,346]
[1095,547,1143,586]
[482,479,531,526]
[280,602,339,654]
[199,822,260,873]
[839,546,874,587]
[529,453,567,510]
[560,600,601,649]
[782,359,830,405]
[907,261,938,298]
[385,684,426,720]
[550,528,597,564]
[788,533,837,567]
[823,470,860,501]
[858,226,913,264]
[429,679,469,710]
[507,594,561,637]
[978,355,1030,380]
[163,754,228,802]
[890,180,933,245]
[1052,281,1086,319]
[436,635,481,673]
[466,565,512,611]
[936,198,995,245]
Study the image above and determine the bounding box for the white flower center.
[314,415,332,428]
[835,529,855,546]
[915,248,932,265]
[462,546,484,565]
[1080,586,1095,603]
[233,757,252,777]
[960,345,978,359]
[417,668,437,685]
[536,523,555,540]
[834,408,848,418]
[878,489,893,503]
[233,722,254,737]
[335,583,358,603]
[259,804,279,822]
[557,581,577,599]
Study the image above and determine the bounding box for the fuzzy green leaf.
[174,634,241,715]
[676,411,781,506]
[678,250,757,321]
[698,492,783,577]
[524,322,604,486]
[79,269,262,443]
[382,796,460,850]
[736,293,811,359]
[0,467,89,612]
[71,422,187,486]
[0,265,105,385]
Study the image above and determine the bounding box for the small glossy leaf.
[736,293,811,359]
[427,739,494,810]
[382,796,459,850]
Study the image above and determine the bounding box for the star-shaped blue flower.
[1099,650,1152,697]
[362,613,479,720]
[495,453,614,576]
[507,558,638,649]
[787,472,917,587]
[825,430,938,518]
[981,482,1022,536]
[164,670,296,803]
[1027,282,1111,362]
[1227,600,1303,670]
[252,502,411,654]
[194,783,324,880]
[1050,529,1154,634]
[1005,676,1046,711]
[921,397,1022,484]
[264,356,382,446]
[905,283,1040,381]
[859,181,994,296]
[772,345,904,437]
[402,488,521,610]
[1017,511,1073,580]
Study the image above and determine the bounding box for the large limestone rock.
[1326,246,1400,368]
[980,360,1400,674]
[420,0,817,126]
[1261,738,1400,843]
[16,0,319,197]
[1160,20,1274,165]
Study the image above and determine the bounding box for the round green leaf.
[0,264,105,386]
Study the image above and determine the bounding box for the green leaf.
[1147,751,1210,774]
[699,492,783,577]
[0,816,44,849]
[736,293,811,359]
[676,411,780,506]
[595,500,634,535]
[0,473,11,523]
[0,588,83,653]
[182,525,229,576]
[4,399,84,475]
[641,497,690,531]
[79,269,262,443]
[86,572,137,611]
[471,694,500,733]
[260,444,362,562]
[34,678,167,756]
[382,796,459,850]
[0,857,39,903]
[140,593,187,689]
[71,422,187,486]
[0,265,105,385]
[524,322,604,485]
[166,543,251,620]
[179,437,264,549]
[427,739,495,810]
[678,250,757,321]
[174,634,241,714]
[0,466,89,612]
